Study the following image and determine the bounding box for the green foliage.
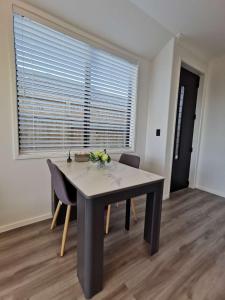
[89,150,111,164]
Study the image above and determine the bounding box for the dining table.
[54,159,164,299]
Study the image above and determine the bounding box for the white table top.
[55,160,164,199]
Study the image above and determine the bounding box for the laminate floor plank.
[1,189,225,300]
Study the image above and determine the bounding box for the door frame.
[164,44,209,198]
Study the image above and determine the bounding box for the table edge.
[66,175,164,200]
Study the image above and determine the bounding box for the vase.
[97,160,105,168]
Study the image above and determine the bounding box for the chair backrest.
[47,159,73,205]
[119,153,140,169]
[47,159,54,177]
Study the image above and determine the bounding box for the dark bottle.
[67,151,72,163]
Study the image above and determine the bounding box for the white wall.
[145,38,209,199]
[145,38,175,198]
[0,0,52,232]
[196,55,225,197]
[0,0,151,232]
[135,61,152,168]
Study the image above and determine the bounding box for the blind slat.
[14,24,136,72]
[13,13,137,154]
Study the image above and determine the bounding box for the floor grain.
[1,189,225,300]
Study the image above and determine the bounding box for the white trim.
[163,194,170,201]
[10,1,139,160]
[188,72,205,187]
[16,148,135,160]
[0,213,52,234]
[133,64,140,155]
[8,3,20,159]
[196,185,225,198]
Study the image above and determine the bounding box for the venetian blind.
[13,13,138,154]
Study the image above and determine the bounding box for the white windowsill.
[14,147,135,160]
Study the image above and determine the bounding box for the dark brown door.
[170,67,200,192]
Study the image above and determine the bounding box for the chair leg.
[60,205,71,257]
[50,201,62,230]
[131,198,137,222]
[105,205,111,234]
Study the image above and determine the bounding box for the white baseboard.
[163,194,170,201]
[196,185,225,198]
[0,213,52,234]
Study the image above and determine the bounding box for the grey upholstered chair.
[105,153,140,234]
[47,159,77,256]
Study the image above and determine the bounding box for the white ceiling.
[22,0,173,60]
[130,0,225,60]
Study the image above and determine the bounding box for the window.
[13,13,138,155]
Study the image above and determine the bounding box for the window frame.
[10,2,139,159]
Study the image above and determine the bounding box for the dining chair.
[105,153,140,234]
[47,159,77,256]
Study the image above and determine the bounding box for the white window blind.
[13,13,138,154]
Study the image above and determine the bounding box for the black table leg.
[144,181,163,255]
[125,199,131,231]
[144,192,153,244]
[77,192,105,299]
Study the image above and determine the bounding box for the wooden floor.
[1,189,225,300]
